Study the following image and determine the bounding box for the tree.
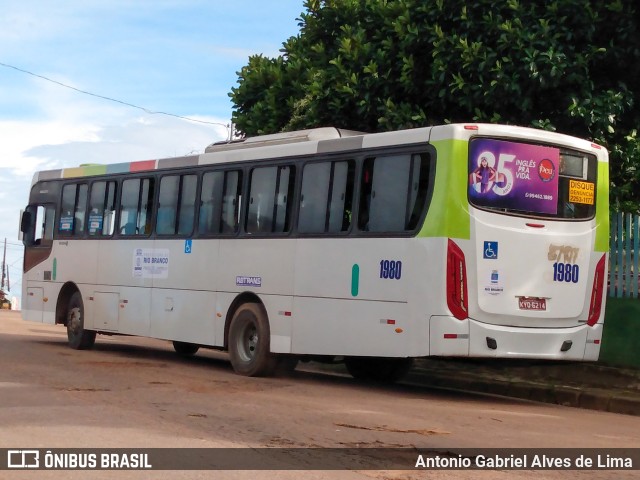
[230,0,640,210]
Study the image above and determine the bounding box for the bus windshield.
[468,137,597,220]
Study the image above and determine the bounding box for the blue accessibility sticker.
[483,241,498,259]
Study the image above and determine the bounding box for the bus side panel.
[24,286,45,323]
[293,238,425,356]
[95,239,154,335]
[23,240,97,325]
[294,238,410,303]
[53,240,99,328]
[149,288,217,345]
[291,297,410,356]
[218,238,296,352]
[51,240,99,286]
[218,239,296,295]
[150,239,219,345]
[118,286,151,337]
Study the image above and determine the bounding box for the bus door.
[21,201,57,322]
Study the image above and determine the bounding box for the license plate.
[518,297,547,311]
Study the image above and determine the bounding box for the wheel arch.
[56,281,80,325]
[224,291,265,350]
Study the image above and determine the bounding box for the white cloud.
[0,0,305,302]
[0,79,228,301]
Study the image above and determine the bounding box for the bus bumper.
[429,316,602,361]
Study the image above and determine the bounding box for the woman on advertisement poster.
[470,155,498,193]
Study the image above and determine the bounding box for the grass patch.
[600,297,640,368]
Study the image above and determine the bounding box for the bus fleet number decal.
[548,244,580,284]
[553,263,580,283]
[380,260,402,280]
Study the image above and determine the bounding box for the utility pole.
[0,238,5,306]
[1,238,5,291]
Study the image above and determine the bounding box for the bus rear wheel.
[228,303,276,377]
[173,341,199,356]
[66,291,96,350]
[344,356,413,383]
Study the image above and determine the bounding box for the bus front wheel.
[66,291,96,350]
[344,356,413,383]
[228,303,276,377]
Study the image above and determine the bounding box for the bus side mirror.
[20,210,32,244]
[20,210,32,234]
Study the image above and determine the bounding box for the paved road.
[1,310,639,479]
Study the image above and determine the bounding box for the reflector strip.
[278,311,292,317]
[587,254,606,326]
[444,334,469,339]
[379,319,397,325]
[446,239,469,320]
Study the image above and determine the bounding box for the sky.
[0,0,305,305]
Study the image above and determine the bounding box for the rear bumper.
[429,315,602,361]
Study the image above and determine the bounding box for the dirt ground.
[1,310,639,479]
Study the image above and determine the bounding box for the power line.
[0,61,230,129]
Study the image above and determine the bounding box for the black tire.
[173,341,199,356]
[344,356,414,383]
[66,291,96,350]
[228,303,277,376]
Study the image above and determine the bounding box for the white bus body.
[20,124,609,379]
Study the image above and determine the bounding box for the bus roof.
[29,124,606,186]
[204,127,365,153]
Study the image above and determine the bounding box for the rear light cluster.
[587,254,606,326]
[446,239,468,320]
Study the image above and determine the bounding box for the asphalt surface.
[400,358,640,416]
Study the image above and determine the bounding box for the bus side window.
[247,167,277,234]
[157,174,197,236]
[299,160,354,234]
[26,205,55,246]
[178,174,197,235]
[120,178,155,236]
[88,181,117,236]
[103,181,117,235]
[358,160,374,231]
[221,171,242,234]
[157,176,179,235]
[299,162,331,233]
[59,183,87,236]
[199,171,223,234]
[358,153,431,232]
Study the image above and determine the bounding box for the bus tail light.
[447,239,468,320]
[587,254,606,326]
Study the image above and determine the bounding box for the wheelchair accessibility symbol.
[484,241,498,259]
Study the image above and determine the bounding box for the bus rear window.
[468,138,597,220]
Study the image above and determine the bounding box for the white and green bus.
[20,124,609,381]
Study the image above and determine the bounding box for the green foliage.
[229,0,640,210]
[601,298,640,368]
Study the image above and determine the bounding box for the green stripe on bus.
[53,258,57,281]
[595,160,610,252]
[418,139,471,240]
[351,264,359,297]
